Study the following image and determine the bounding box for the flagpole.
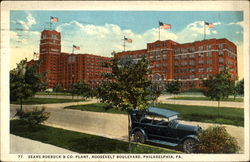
[159,22,160,40]
[72,46,74,54]
[50,17,52,30]
[204,21,206,40]
[123,36,126,51]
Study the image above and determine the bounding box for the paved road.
[10,101,244,153]
[10,134,77,154]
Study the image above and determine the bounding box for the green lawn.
[170,96,243,102]
[155,103,244,127]
[65,103,244,127]
[10,120,179,153]
[65,103,126,114]
[36,92,72,96]
[11,98,85,105]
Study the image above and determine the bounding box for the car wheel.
[183,138,198,153]
[134,131,145,144]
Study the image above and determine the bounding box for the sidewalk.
[10,134,77,154]
[157,96,244,108]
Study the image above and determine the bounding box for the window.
[163,55,167,60]
[51,34,57,39]
[198,68,204,73]
[207,59,212,64]
[180,69,188,73]
[181,61,187,66]
[190,68,195,73]
[199,53,204,57]
[162,50,167,54]
[189,60,195,66]
[218,44,223,49]
[174,56,179,60]
[199,46,203,51]
[219,57,224,64]
[190,75,195,79]
[219,51,224,56]
[190,47,195,52]
[156,50,160,55]
[189,54,195,58]
[42,34,47,39]
[219,66,224,72]
[207,45,212,50]
[207,67,212,72]
[207,52,212,57]
[174,62,179,66]
[181,55,187,59]
[199,60,204,64]
[174,69,178,73]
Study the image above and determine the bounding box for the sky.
[9,11,244,78]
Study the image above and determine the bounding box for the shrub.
[15,107,50,127]
[198,126,240,153]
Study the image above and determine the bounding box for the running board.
[147,139,178,147]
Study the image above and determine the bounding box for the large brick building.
[117,39,238,90]
[38,30,111,89]
[34,29,237,91]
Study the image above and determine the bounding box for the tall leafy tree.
[203,68,234,117]
[10,58,46,111]
[97,56,154,151]
[236,79,244,96]
[165,80,181,95]
[53,83,63,93]
[71,81,92,99]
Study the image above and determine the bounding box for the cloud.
[227,21,243,28]
[175,21,219,43]
[17,12,36,30]
[56,21,178,56]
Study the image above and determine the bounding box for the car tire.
[183,138,198,153]
[134,131,145,144]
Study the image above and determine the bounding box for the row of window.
[174,59,213,66]
[174,67,213,73]
[174,74,212,80]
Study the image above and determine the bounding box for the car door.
[159,123,179,143]
[143,121,162,140]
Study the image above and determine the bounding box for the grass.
[10,120,179,153]
[65,103,126,114]
[155,103,244,127]
[170,96,244,102]
[11,97,85,105]
[65,103,244,127]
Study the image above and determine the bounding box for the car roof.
[147,107,179,118]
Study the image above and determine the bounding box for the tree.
[165,80,181,95]
[198,126,240,153]
[10,58,46,112]
[149,83,163,106]
[97,56,154,151]
[71,81,92,99]
[53,83,63,93]
[236,79,244,96]
[203,68,234,117]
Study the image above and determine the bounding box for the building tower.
[39,30,61,88]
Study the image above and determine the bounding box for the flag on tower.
[124,37,133,43]
[159,21,171,29]
[73,45,80,50]
[50,16,58,22]
[205,22,214,28]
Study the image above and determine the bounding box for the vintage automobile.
[131,107,202,153]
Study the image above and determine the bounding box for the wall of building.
[38,30,110,90]
[117,38,238,90]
